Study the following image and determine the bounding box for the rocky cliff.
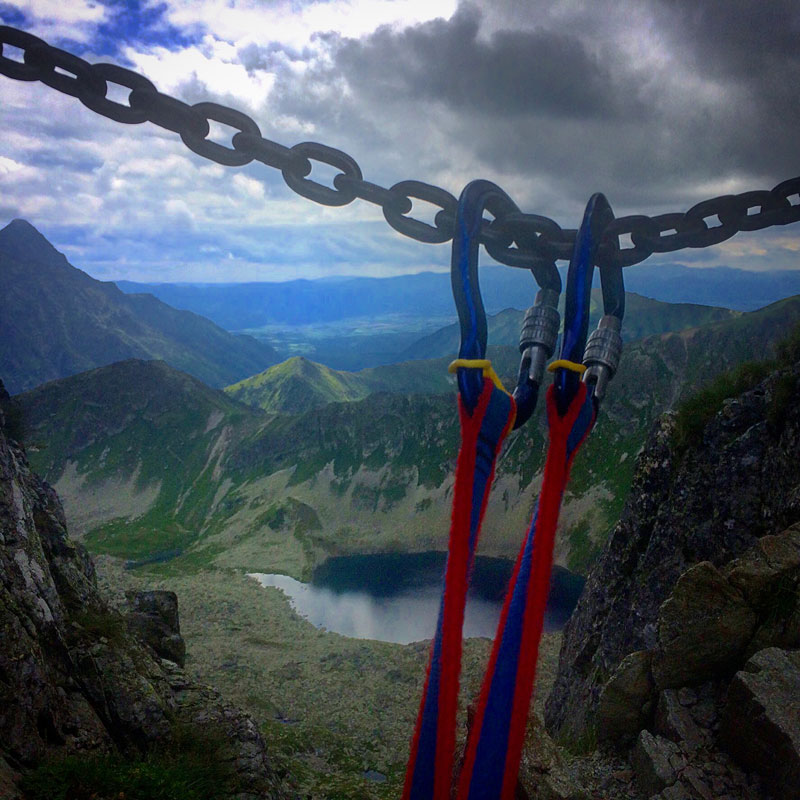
[0,378,287,799]
[544,356,800,798]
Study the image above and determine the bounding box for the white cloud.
[122,36,277,111]
[150,0,458,49]
[1,0,108,43]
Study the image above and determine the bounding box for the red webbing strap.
[403,377,516,800]
[455,382,596,799]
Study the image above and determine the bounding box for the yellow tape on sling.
[547,359,587,375]
[448,358,509,395]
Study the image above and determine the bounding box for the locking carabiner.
[553,192,614,415]
[450,179,522,413]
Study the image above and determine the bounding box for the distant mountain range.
[402,292,737,362]
[0,220,279,394]
[18,295,800,579]
[116,263,800,331]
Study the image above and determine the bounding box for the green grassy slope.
[18,297,799,577]
[21,359,265,559]
[225,355,462,414]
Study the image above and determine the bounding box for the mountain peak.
[0,218,67,267]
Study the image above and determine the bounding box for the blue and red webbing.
[455,381,595,800]
[403,375,516,800]
[405,182,606,799]
[403,374,596,800]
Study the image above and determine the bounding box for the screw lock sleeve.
[582,315,623,401]
[518,289,560,386]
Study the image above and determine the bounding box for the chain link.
[2,25,799,269]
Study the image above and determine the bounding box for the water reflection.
[249,552,584,645]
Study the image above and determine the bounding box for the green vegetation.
[671,359,773,453]
[21,725,236,800]
[17,300,800,580]
[225,354,456,415]
[566,517,599,574]
[262,719,397,799]
[672,320,800,454]
[776,318,800,365]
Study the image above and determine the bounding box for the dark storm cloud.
[334,4,646,120]
[270,0,796,217]
[653,0,800,78]
[647,0,800,179]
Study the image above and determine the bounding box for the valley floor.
[95,558,574,799]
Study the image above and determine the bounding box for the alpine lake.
[250,551,585,644]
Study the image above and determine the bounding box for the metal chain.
[2,25,800,269]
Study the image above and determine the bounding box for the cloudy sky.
[1,0,799,282]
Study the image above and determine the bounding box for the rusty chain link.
[2,25,800,270]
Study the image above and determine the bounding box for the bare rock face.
[125,589,186,667]
[720,647,800,800]
[546,363,800,742]
[651,561,757,689]
[583,525,799,800]
[0,383,286,798]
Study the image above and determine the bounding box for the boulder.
[517,715,586,800]
[720,647,800,800]
[125,589,186,667]
[654,689,706,752]
[724,524,800,608]
[651,561,757,689]
[596,650,654,743]
[630,729,686,797]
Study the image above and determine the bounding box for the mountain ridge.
[0,220,279,394]
[17,294,800,580]
[116,263,800,334]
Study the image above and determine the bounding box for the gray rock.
[724,524,800,608]
[652,562,757,689]
[655,690,706,751]
[546,364,800,741]
[597,650,654,743]
[655,781,694,800]
[631,729,685,797]
[125,590,186,667]
[516,716,586,800]
[720,647,800,800]
[682,765,718,800]
[0,416,287,797]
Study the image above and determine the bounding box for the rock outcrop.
[592,523,799,798]
[0,378,287,798]
[546,361,800,742]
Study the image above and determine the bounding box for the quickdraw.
[404,181,623,800]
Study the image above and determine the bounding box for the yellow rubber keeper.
[547,359,588,375]
[448,358,508,394]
